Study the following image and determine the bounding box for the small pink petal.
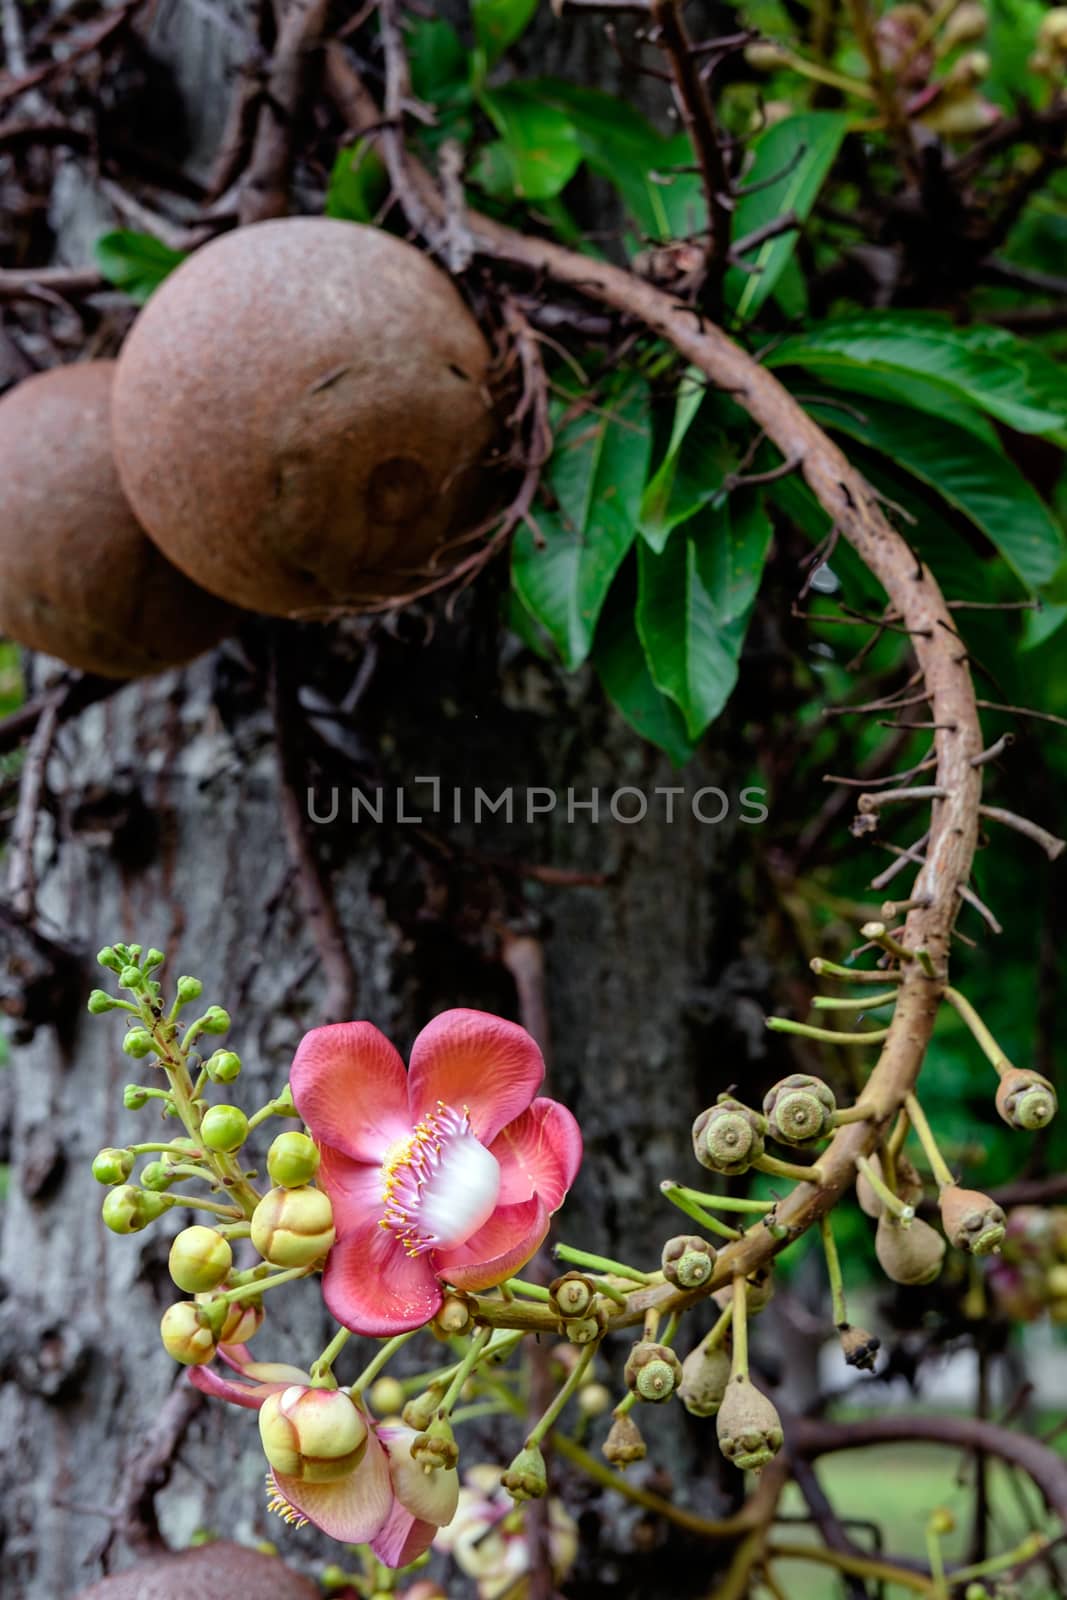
[323,1217,442,1335]
[371,1506,439,1569]
[379,1425,460,1525]
[317,1143,389,1235]
[271,1425,393,1543]
[434,1196,549,1293]
[407,1010,545,1145]
[290,1022,410,1163]
[187,1365,290,1411]
[491,1098,583,1211]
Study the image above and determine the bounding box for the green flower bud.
[176,976,203,1003]
[259,1386,368,1482]
[502,1443,548,1502]
[716,1376,783,1471]
[87,989,121,1015]
[123,1084,151,1110]
[431,1293,475,1339]
[92,1147,135,1185]
[127,945,143,960]
[410,1415,459,1471]
[205,1049,242,1084]
[550,1271,596,1320]
[200,1104,249,1153]
[839,1324,880,1372]
[267,1131,321,1188]
[963,1586,990,1600]
[122,1029,155,1059]
[939,1185,1006,1256]
[144,948,165,970]
[661,1234,716,1289]
[562,1307,607,1345]
[875,1213,946,1285]
[624,1341,683,1404]
[102,1185,169,1233]
[368,1376,407,1417]
[602,1413,646,1466]
[402,1384,445,1432]
[200,1005,231,1035]
[251,1185,336,1267]
[678,1337,732,1417]
[577,1381,613,1419]
[160,1301,218,1366]
[169,1225,233,1293]
[996,1069,1057,1131]
[97,946,124,973]
[763,1074,836,1145]
[692,1097,765,1176]
[141,1160,180,1191]
[119,965,145,991]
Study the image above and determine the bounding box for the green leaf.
[411,17,470,100]
[726,112,848,323]
[325,141,389,223]
[512,377,652,667]
[471,0,539,68]
[94,230,185,303]
[639,389,735,552]
[479,86,583,200]
[803,394,1066,591]
[767,313,1067,436]
[594,603,697,766]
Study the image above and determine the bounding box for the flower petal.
[317,1143,388,1235]
[322,1217,442,1335]
[272,1426,393,1543]
[407,1010,545,1145]
[290,1022,410,1163]
[434,1196,549,1292]
[187,1365,283,1411]
[379,1425,461,1524]
[371,1505,438,1569]
[491,1098,583,1212]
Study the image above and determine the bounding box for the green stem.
[660,1182,742,1241]
[505,1278,552,1302]
[310,1326,353,1387]
[809,958,901,984]
[943,986,1015,1078]
[439,1327,493,1414]
[949,1531,1047,1585]
[925,1519,949,1600]
[222,1265,311,1302]
[811,991,898,1012]
[819,1214,848,1328]
[905,1094,956,1190]
[247,1086,299,1132]
[830,1104,877,1127]
[350,1329,417,1395]
[526,1342,597,1448]
[855,1154,914,1223]
[730,1276,749,1381]
[766,1016,890,1046]
[676,1188,774,1214]
[594,1280,628,1307]
[703,1305,732,1354]
[553,1244,652,1283]
[157,1190,243,1220]
[755,1154,824,1185]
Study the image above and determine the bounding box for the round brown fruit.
[111,219,497,617]
[0,362,236,677]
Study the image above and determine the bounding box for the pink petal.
[491,1098,583,1212]
[379,1426,460,1525]
[271,1425,393,1543]
[371,1505,439,1569]
[317,1143,388,1235]
[187,1366,294,1411]
[290,1022,410,1163]
[323,1217,442,1335]
[407,1010,545,1145]
[434,1196,549,1292]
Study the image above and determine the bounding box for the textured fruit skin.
[0,362,235,676]
[71,1543,319,1599]
[112,219,496,617]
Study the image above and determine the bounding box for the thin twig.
[980,805,1066,862]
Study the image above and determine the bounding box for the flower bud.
[120,965,145,990]
[123,1083,151,1110]
[939,1185,1005,1256]
[122,1029,155,1059]
[201,1104,249,1153]
[996,1069,1057,1131]
[410,1416,459,1471]
[603,1412,646,1466]
[199,1005,231,1034]
[662,1234,716,1289]
[259,1385,369,1482]
[839,1324,880,1372]
[402,1384,445,1432]
[368,1376,407,1417]
[92,1147,135,1185]
[141,1160,180,1191]
[502,1443,548,1501]
[624,1342,683,1403]
[102,1184,168,1233]
[216,1294,264,1344]
[251,1185,336,1267]
[87,989,122,1015]
[160,1300,218,1365]
[266,1130,320,1188]
[550,1271,596,1320]
[692,1097,765,1176]
[678,1338,732,1417]
[169,1225,234,1293]
[432,1293,475,1339]
[144,948,165,970]
[578,1381,613,1418]
[206,1049,242,1084]
[716,1377,783,1471]
[763,1074,836,1145]
[562,1304,608,1345]
[97,945,124,973]
[175,977,202,1005]
[875,1213,946,1285]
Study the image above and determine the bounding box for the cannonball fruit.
[111,218,496,617]
[0,363,235,676]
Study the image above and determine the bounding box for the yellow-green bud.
[251,1185,336,1267]
[102,1185,168,1233]
[716,1375,783,1471]
[160,1301,218,1365]
[200,1104,249,1153]
[432,1293,475,1339]
[577,1381,613,1418]
[97,945,123,973]
[176,975,203,1003]
[692,1097,765,1176]
[120,965,145,990]
[92,1147,135,1185]
[259,1385,368,1482]
[169,1225,233,1293]
[410,1415,459,1471]
[402,1384,445,1432]
[368,1376,407,1416]
[87,989,121,1015]
[550,1271,596,1320]
[267,1131,321,1188]
[502,1444,547,1501]
[122,1029,155,1058]
[144,948,165,969]
[141,1160,180,1191]
[206,1049,242,1084]
[763,1073,836,1144]
[562,1306,607,1345]
[200,1005,231,1035]
[123,1084,151,1110]
[662,1234,716,1289]
[624,1341,683,1404]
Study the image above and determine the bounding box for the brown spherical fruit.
[112,219,496,617]
[0,363,234,676]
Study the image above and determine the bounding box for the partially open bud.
[875,1213,946,1285]
[251,1185,336,1267]
[267,1131,320,1188]
[550,1272,596,1320]
[200,1103,249,1153]
[432,1293,475,1339]
[716,1376,783,1472]
[603,1412,646,1466]
[763,1074,836,1145]
[92,1147,135,1185]
[662,1235,716,1289]
[169,1225,233,1293]
[996,1069,1057,1131]
[692,1098,765,1176]
[624,1341,683,1404]
[502,1443,548,1501]
[939,1185,1006,1256]
[678,1337,732,1417]
[102,1184,169,1233]
[160,1300,218,1365]
[368,1376,407,1417]
[218,1295,264,1344]
[411,1415,459,1472]
[259,1385,368,1482]
[839,1324,880,1372]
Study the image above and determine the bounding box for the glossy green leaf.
[411,17,470,99]
[726,112,848,323]
[479,86,582,200]
[94,230,185,303]
[594,603,697,766]
[325,142,389,223]
[471,0,539,68]
[638,377,724,552]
